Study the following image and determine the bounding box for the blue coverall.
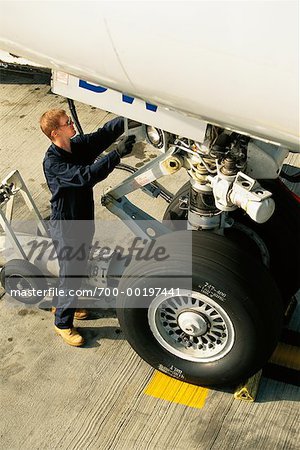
[43,117,124,328]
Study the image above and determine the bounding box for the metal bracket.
[102,194,171,240]
[0,170,49,261]
[102,144,180,239]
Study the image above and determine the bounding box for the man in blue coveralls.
[41,109,135,346]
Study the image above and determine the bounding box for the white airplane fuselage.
[0,1,299,151]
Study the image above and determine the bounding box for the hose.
[67,98,84,136]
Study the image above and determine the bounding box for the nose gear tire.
[117,231,283,387]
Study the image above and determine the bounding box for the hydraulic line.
[67,98,84,136]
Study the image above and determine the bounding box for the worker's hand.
[116,135,136,157]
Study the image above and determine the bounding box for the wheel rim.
[5,274,32,297]
[148,289,235,362]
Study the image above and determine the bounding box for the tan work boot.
[54,326,85,347]
[51,307,89,320]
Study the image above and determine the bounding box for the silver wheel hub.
[177,311,208,336]
[148,289,235,362]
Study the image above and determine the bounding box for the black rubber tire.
[117,231,283,387]
[163,180,300,302]
[0,259,47,304]
[163,181,190,224]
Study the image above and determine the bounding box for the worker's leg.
[50,221,92,329]
[52,243,88,346]
[54,239,91,329]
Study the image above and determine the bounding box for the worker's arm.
[73,117,125,161]
[44,150,120,189]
